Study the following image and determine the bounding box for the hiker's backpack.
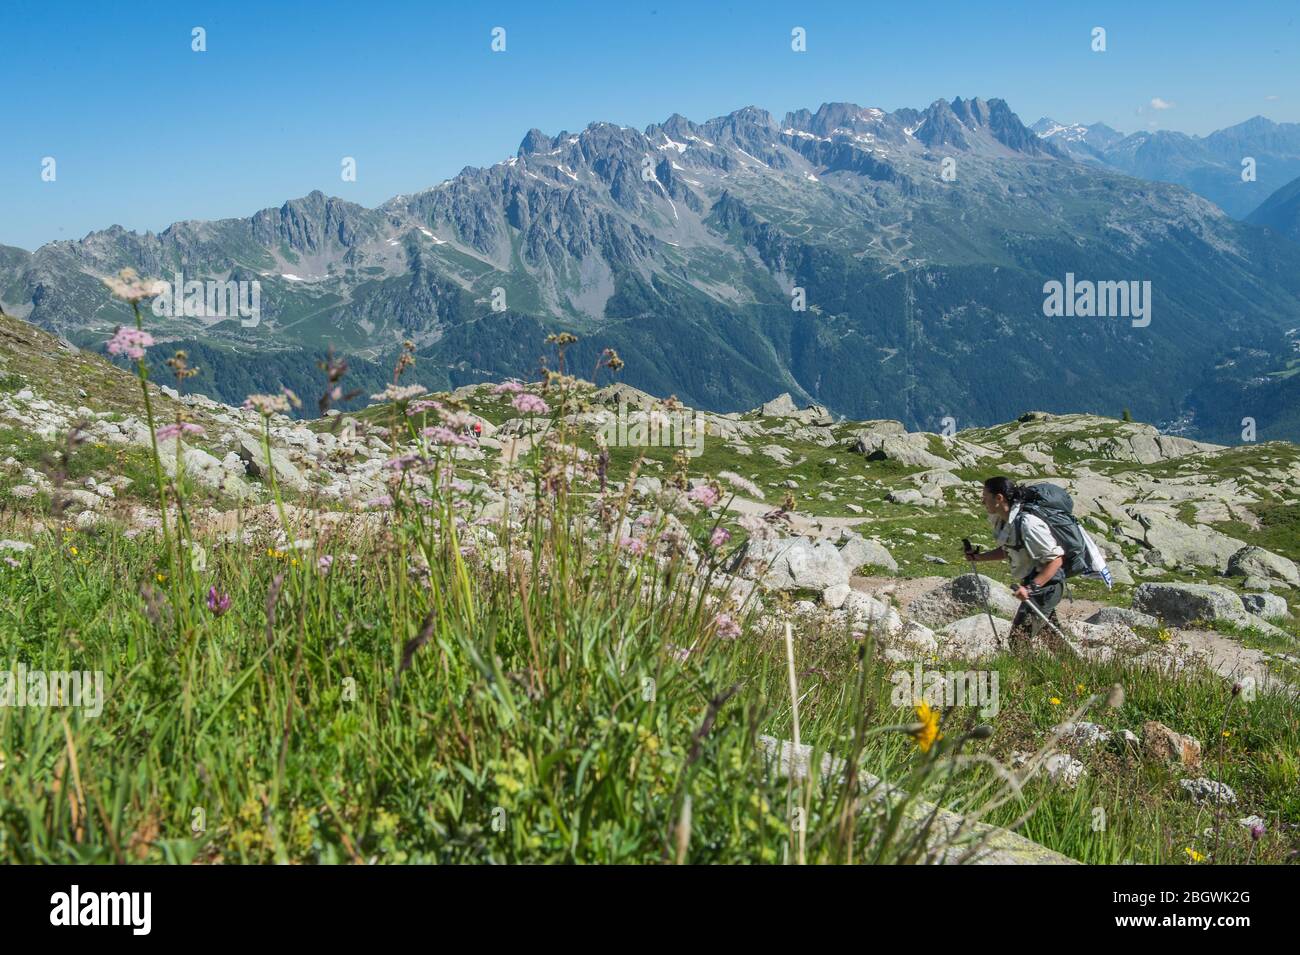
[1013,482,1106,580]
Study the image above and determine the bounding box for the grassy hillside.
[0,314,1296,864]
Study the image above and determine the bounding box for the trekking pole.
[963,538,1001,644]
[1015,587,1072,644]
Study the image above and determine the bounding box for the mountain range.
[1248,172,1300,243]
[1031,115,1300,218]
[4,96,1300,442]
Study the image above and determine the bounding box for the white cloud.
[1149,97,1175,110]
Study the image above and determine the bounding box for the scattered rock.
[822,583,851,609]
[886,488,930,506]
[935,614,1012,661]
[909,574,1021,628]
[840,592,903,635]
[749,537,849,592]
[1053,721,1112,747]
[1042,754,1087,787]
[1179,778,1237,806]
[163,444,251,499]
[237,432,308,492]
[1127,511,1245,572]
[883,620,938,661]
[1240,592,1289,620]
[1132,582,1250,627]
[1085,607,1159,629]
[1142,720,1202,770]
[760,393,798,418]
[838,535,897,573]
[1226,545,1300,588]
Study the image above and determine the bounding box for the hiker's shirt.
[992,504,1064,583]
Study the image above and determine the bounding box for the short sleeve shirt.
[993,504,1064,580]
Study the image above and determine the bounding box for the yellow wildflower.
[911,699,943,753]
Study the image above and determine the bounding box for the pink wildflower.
[106,326,155,361]
[512,393,549,415]
[100,268,166,304]
[406,399,444,416]
[713,613,742,640]
[371,383,426,403]
[243,393,290,416]
[156,422,204,442]
[440,409,477,429]
[620,536,646,556]
[384,453,422,471]
[688,485,720,507]
[710,527,732,548]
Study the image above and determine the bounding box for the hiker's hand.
[1013,585,1031,602]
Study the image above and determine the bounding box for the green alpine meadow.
[4,3,1300,893]
[0,305,1296,864]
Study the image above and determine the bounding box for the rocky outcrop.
[839,591,903,634]
[838,534,897,573]
[1226,545,1300,588]
[1085,607,1159,629]
[936,614,1012,660]
[1132,582,1258,628]
[236,432,309,493]
[160,443,251,499]
[1240,592,1290,619]
[908,574,1021,628]
[747,536,850,592]
[1142,720,1202,770]
[1122,509,1246,571]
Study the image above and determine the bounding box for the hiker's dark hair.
[982,476,1021,503]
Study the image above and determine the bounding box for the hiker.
[965,476,1073,654]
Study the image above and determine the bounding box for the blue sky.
[2,0,1297,250]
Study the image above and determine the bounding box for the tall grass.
[2,308,1293,864]
[0,327,1048,864]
